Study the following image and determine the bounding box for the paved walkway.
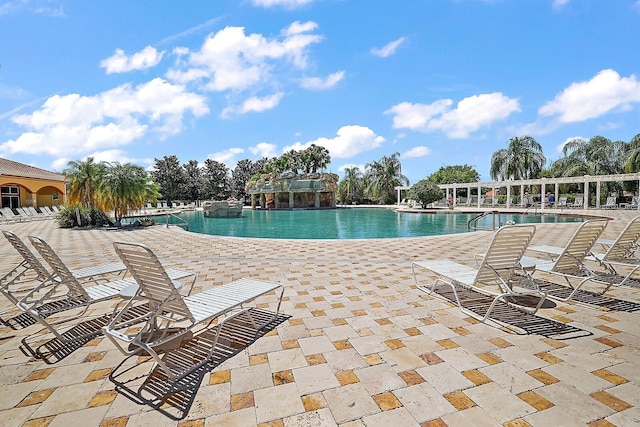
[1,209,639,426]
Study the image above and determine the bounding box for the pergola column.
[596,181,601,209]
[541,181,546,210]
[506,185,511,208]
[477,185,481,207]
[452,188,457,207]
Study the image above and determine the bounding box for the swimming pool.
[167,208,584,239]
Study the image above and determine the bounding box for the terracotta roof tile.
[0,157,65,182]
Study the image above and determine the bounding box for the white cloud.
[556,135,583,153]
[208,147,244,164]
[284,125,385,159]
[300,71,344,90]
[338,163,366,173]
[251,0,312,9]
[371,37,406,58]
[538,69,640,123]
[250,142,278,158]
[552,0,570,10]
[221,92,285,118]
[385,93,520,138]
[100,46,165,74]
[402,146,431,158]
[0,0,64,17]
[166,22,322,92]
[0,78,209,157]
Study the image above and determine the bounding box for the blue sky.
[1,0,639,184]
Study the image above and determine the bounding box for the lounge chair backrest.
[475,224,536,286]
[2,231,51,281]
[553,219,608,272]
[574,196,584,205]
[602,216,640,263]
[28,236,90,299]
[113,241,195,321]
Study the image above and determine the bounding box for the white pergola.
[396,173,640,210]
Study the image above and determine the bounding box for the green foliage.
[263,145,332,177]
[202,159,231,200]
[428,164,480,184]
[408,179,443,208]
[151,155,187,202]
[365,152,409,204]
[490,135,546,181]
[54,204,111,228]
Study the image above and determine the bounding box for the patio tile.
[267,348,308,373]
[441,406,502,427]
[322,384,379,424]
[297,336,336,355]
[479,362,544,395]
[393,382,456,423]
[292,364,340,395]
[463,382,536,423]
[352,363,406,395]
[230,363,274,395]
[254,383,305,424]
[416,362,474,394]
[361,407,418,427]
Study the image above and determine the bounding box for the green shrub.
[408,179,444,208]
[54,204,112,228]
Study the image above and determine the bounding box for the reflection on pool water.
[167,208,584,240]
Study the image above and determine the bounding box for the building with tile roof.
[0,157,66,209]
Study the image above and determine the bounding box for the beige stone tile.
[393,382,456,423]
[29,381,103,418]
[479,362,544,395]
[267,348,307,373]
[0,382,39,410]
[416,362,474,394]
[297,336,336,356]
[361,407,417,426]
[441,406,502,427]
[254,383,304,424]
[282,408,336,427]
[435,347,488,371]
[352,363,405,395]
[204,406,256,426]
[464,382,536,423]
[46,406,110,427]
[535,383,614,423]
[322,384,379,424]
[292,364,340,395]
[230,362,273,395]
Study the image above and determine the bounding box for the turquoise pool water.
[167,208,584,239]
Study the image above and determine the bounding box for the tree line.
[62,132,639,223]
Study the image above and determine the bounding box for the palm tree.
[365,152,409,204]
[98,162,153,221]
[552,136,627,177]
[624,133,640,173]
[338,166,364,204]
[490,136,546,181]
[304,144,331,173]
[64,157,105,208]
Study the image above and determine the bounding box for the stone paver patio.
[1,208,639,426]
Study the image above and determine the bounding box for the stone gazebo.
[246,172,339,210]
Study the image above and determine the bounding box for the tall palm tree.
[490,136,546,181]
[365,152,409,204]
[338,166,363,204]
[64,157,105,208]
[98,162,152,221]
[624,133,640,173]
[553,136,626,177]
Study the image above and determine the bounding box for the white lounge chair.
[104,241,285,382]
[2,207,26,222]
[522,219,618,300]
[602,196,618,209]
[623,196,639,209]
[595,216,640,264]
[412,225,549,331]
[17,236,195,344]
[568,195,584,209]
[556,197,568,209]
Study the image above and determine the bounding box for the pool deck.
[1,208,639,426]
